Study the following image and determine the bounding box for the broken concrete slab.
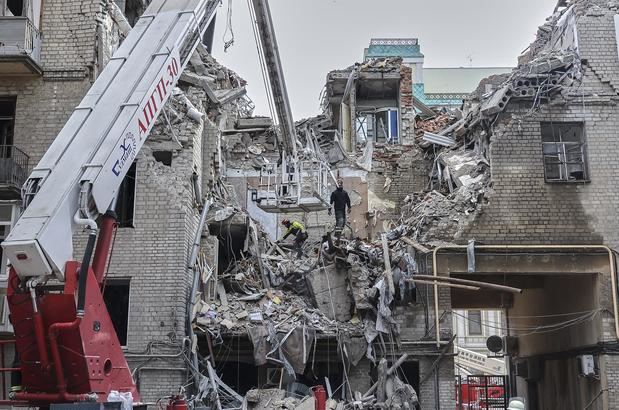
[306,263,353,322]
[294,395,315,410]
[237,117,274,129]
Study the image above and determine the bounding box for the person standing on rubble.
[328,178,351,232]
[279,218,308,258]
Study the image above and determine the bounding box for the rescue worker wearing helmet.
[279,219,308,258]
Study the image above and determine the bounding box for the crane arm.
[2,0,219,280]
[249,0,297,157]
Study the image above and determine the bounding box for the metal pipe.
[412,275,522,293]
[27,279,50,371]
[186,199,212,390]
[11,391,95,403]
[77,231,97,316]
[410,279,480,291]
[48,318,82,398]
[432,244,619,348]
[73,211,97,231]
[92,210,117,284]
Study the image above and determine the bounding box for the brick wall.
[0,1,213,402]
[399,64,416,146]
[457,5,619,407]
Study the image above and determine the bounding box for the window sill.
[545,179,591,184]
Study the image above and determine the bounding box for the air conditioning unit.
[503,336,519,356]
[579,355,596,377]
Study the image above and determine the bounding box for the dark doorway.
[102,279,130,346]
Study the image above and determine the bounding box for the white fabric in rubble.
[374,279,395,334]
[107,391,133,410]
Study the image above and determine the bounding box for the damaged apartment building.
[210,2,619,410]
[0,0,256,403]
[3,0,619,409]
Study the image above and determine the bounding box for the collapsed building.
[209,1,619,409]
[1,0,619,409]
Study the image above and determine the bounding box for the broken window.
[102,279,130,346]
[355,108,399,144]
[376,109,399,144]
[153,150,173,166]
[467,310,483,336]
[124,0,145,26]
[115,161,136,228]
[541,122,587,182]
[0,97,16,149]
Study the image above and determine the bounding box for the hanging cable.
[223,0,235,52]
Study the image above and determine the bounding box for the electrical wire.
[451,309,601,336]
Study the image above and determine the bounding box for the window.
[541,122,587,182]
[0,97,16,149]
[5,0,24,16]
[115,162,136,228]
[0,203,17,280]
[355,108,399,144]
[102,279,130,346]
[467,310,483,336]
[153,150,172,166]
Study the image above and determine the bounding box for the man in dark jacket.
[329,178,351,230]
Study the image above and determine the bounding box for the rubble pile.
[195,287,362,335]
[190,196,423,408]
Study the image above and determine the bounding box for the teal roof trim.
[366,44,424,59]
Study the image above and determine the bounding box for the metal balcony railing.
[0,16,42,75]
[0,146,28,192]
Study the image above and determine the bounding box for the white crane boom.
[2,0,219,280]
[249,0,297,157]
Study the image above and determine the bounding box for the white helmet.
[507,397,525,410]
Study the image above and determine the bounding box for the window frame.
[355,108,400,144]
[541,122,589,183]
[114,161,137,228]
[467,309,483,336]
[0,202,19,281]
[0,96,16,147]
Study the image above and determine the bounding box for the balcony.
[0,17,42,76]
[0,146,28,199]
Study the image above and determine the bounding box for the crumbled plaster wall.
[399,64,416,146]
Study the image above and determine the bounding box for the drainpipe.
[431,245,619,347]
[186,198,212,386]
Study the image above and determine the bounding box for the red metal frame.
[5,214,139,406]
